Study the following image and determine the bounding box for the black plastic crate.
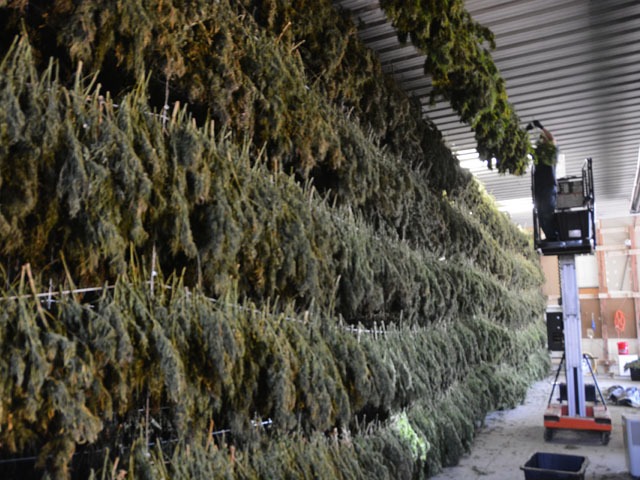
[521,452,588,480]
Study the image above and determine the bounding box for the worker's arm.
[541,127,555,144]
[533,120,555,144]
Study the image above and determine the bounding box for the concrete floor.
[431,373,638,480]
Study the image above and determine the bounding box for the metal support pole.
[559,254,586,417]
[596,222,610,370]
[629,222,640,350]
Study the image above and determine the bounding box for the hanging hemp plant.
[379,0,532,174]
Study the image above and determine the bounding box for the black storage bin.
[521,452,588,480]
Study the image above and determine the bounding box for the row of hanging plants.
[0,37,545,332]
[0,0,531,202]
[0,0,549,478]
[0,50,548,476]
[0,0,370,180]
[0,0,540,302]
[0,268,548,478]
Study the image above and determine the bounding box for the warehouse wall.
[541,215,640,374]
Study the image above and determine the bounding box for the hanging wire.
[1,277,392,337]
[0,419,273,467]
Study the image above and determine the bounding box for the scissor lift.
[533,158,612,444]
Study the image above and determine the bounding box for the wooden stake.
[24,263,50,329]
[206,419,215,451]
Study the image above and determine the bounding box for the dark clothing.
[534,163,559,241]
[533,138,559,241]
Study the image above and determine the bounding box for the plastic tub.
[619,341,630,355]
[521,452,588,480]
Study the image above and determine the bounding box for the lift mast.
[558,254,586,418]
[534,158,611,444]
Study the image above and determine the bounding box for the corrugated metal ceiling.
[334,0,640,228]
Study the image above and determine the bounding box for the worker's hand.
[533,120,544,129]
[526,123,534,130]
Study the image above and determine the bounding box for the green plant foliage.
[0,37,542,323]
[0,1,551,478]
[392,411,429,462]
[379,0,532,174]
[0,272,548,478]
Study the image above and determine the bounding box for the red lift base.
[544,404,612,445]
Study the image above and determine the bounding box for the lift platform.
[533,158,596,256]
[533,157,612,444]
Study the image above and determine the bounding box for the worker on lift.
[529,120,560,241]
